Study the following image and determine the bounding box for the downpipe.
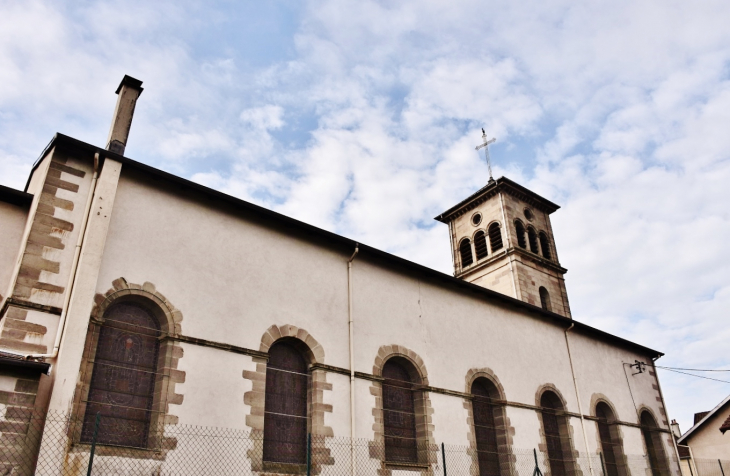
[348,244,359,476]
[564,323,595,476]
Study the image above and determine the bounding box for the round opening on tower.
[524,208,534,221]
[471,213,482,226]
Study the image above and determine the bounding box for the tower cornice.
[434,177,560,223]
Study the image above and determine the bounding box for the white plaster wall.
[430,392,469,447]
[326,372,352,438]
[96,172,351,369]
[171,343,251,430]
[0,200,28,299]
[82,168,672,466]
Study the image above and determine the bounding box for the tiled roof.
[694,411,710,425]
[676,445,691,459]
[720,414,730,434]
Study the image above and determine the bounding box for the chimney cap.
[115,75,144,95]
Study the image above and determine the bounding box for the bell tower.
[434,135,571,317]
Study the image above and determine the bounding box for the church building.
[0,76,680,475]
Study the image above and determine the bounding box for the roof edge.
[678,394,730,444]
[435,177,560,223]
[28,133,663,360]
[0,184,33,207]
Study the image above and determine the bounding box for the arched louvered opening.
[539,287,552,312]
[489,223,503,252]
[264,340,309,464]
[81,302,160,448]
[514,221,527,249]
[641,411,670,476]
[540,391,574,476]
[472,378,507,476]
[460,238,474,267]
[596,402,627,476]
[383,357,421,464]
[527,227,539,253]
[539,232,552,260]
[474,231,489,261]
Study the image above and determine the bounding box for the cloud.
[1,0,729,433]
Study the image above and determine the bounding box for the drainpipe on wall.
[348,243,359,476]
[6,153,100,363]
[564,323,595,476]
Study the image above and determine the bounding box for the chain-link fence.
[0,410,669,475]
[693,458,730,476]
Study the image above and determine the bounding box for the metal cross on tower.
[475,128,497,181]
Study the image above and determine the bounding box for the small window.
[460,238,474,267]
[472,213,483,226]
[514,220,526,249]
[539,287,551,312]
[524,208,534,221]
[527,227,539,253]
[488,223,503,252]
[539,232,552,260]
[474,231,488,260]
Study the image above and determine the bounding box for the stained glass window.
[81,302,160,448]
[263,341,309,464]
[383,359,418,464]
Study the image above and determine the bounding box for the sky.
[1,0,729,434]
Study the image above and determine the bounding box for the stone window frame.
[535,384,581,476]
[370,345,435,473]
[243,324,333,475]
[590,394,629,476]
[637,406,671,476]
[72,278,185,457]
[464,368,516,476]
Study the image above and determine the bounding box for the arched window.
[383,358,420,464]
[514,221,527,249]
[539,232,552,260]
[264,340,309,464]
[596,402,627,476]
[472,378,506,476]
[488,223,503,252]
[641,411,669,476]
[539,287,551,312]
[460,238,474,267]
[527,227,539,254]
[474,231,489,261]
[81,302,160,448]
[540,391,574,476]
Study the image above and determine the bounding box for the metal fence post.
[719,459,726,476]
[307,433,312,476]
[86,412,101,476]
[599,452,607,476]
[442,442,447,476]
[533,448,544,476]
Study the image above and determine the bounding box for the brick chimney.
[106,75,143,155]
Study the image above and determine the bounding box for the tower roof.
[434,177,560,223]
